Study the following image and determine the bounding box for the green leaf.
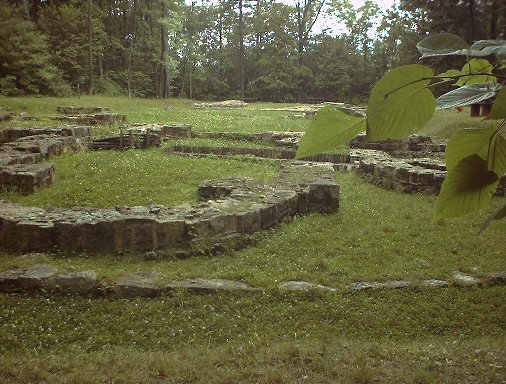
[417,34,506,58]
[295,106,366,159]
[434,155,499,219]
[366,64,435,142]
[445,126,498,172]
[446,126,506,183]
[417,32,468,58]
[469,40,506,56]
[490,134,506,177]
[486,86,506,120]
[455,59,496,86]
[436,82,500,109]
[436,69,461,79]
[479,203,506,234]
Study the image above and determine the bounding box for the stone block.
[348,280,412,291]
[0,163,55,193]
[417,169,435,185]
[55,271,100,293]
[0,264,56,292]
[279,281,336,292]
[235,209,261,234]
[114,272,165,297]
[258,203,279,229]
[151,219,189,249]
[57,106,110,114]
[160,124,192,138]
[167,278,257,293]
[13,220,55,250]
[392,166,410,183]
[307,179,340,213]
[189,213,238,238]
[54,219,115,252]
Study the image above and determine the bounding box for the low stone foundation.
[53,105,126,125]
[129,123,192,138]
[0,163,55,193]
[354,149,506,195]
[349,134,446,154]
[167,145,350,163]
[56,106,111,114]
[1,263,503,298]
[0,161,339,255]
[0,128,90,193]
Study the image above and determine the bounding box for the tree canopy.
[1,0,504,100]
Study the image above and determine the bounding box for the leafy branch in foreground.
[296,33,506,229]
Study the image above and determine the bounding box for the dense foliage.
[2,0,503,101]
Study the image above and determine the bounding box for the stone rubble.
[194,100,248,109]
[0,127,90,193]
[0,263,502,298]
[53,105,126,125]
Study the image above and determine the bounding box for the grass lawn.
[0,96,505,383]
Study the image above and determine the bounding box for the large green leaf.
[445,126,498,172]
[366,64,435,142]
[490,134,506,177]
[295,106,366,159]
[468,40,506,56]
[486,86,506,120]
[436,82,500,109]
[417,33,468,58]
[455,59,496,86]
[445,127,506,188]
[436,69,461,79]
[434,155,498,219]
[479,203,506,234]
[417,33,506,57]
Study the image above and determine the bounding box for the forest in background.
[1,0,505,102]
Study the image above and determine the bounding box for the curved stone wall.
[0,161,339,255]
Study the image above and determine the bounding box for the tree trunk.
[127,0,137,98]
[88,0,94,95]
[239,0,245,100]
[468,0,475,42]
[160,1,169,98]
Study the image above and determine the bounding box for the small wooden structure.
[470,102,492,117]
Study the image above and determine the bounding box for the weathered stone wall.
[56,106,110,114]
[349,134,446,154]
[352,149,506,196]
[167,145,350,163]
[53,105,126,125]
[0,161,339,254]
[0,127,90,193]
[129,123,192,138]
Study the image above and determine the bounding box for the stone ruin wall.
[0,161,339,255]
[0,127,91,194]
[1,116,504,257]
[169,131,505,196]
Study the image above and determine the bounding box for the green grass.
[1,172,504,287]
[0,96,505,383]
[164,136,278,149]
[0,95,311,134]
[0,288,504,383]
[418,107,493,139]
[0,150,278,208]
